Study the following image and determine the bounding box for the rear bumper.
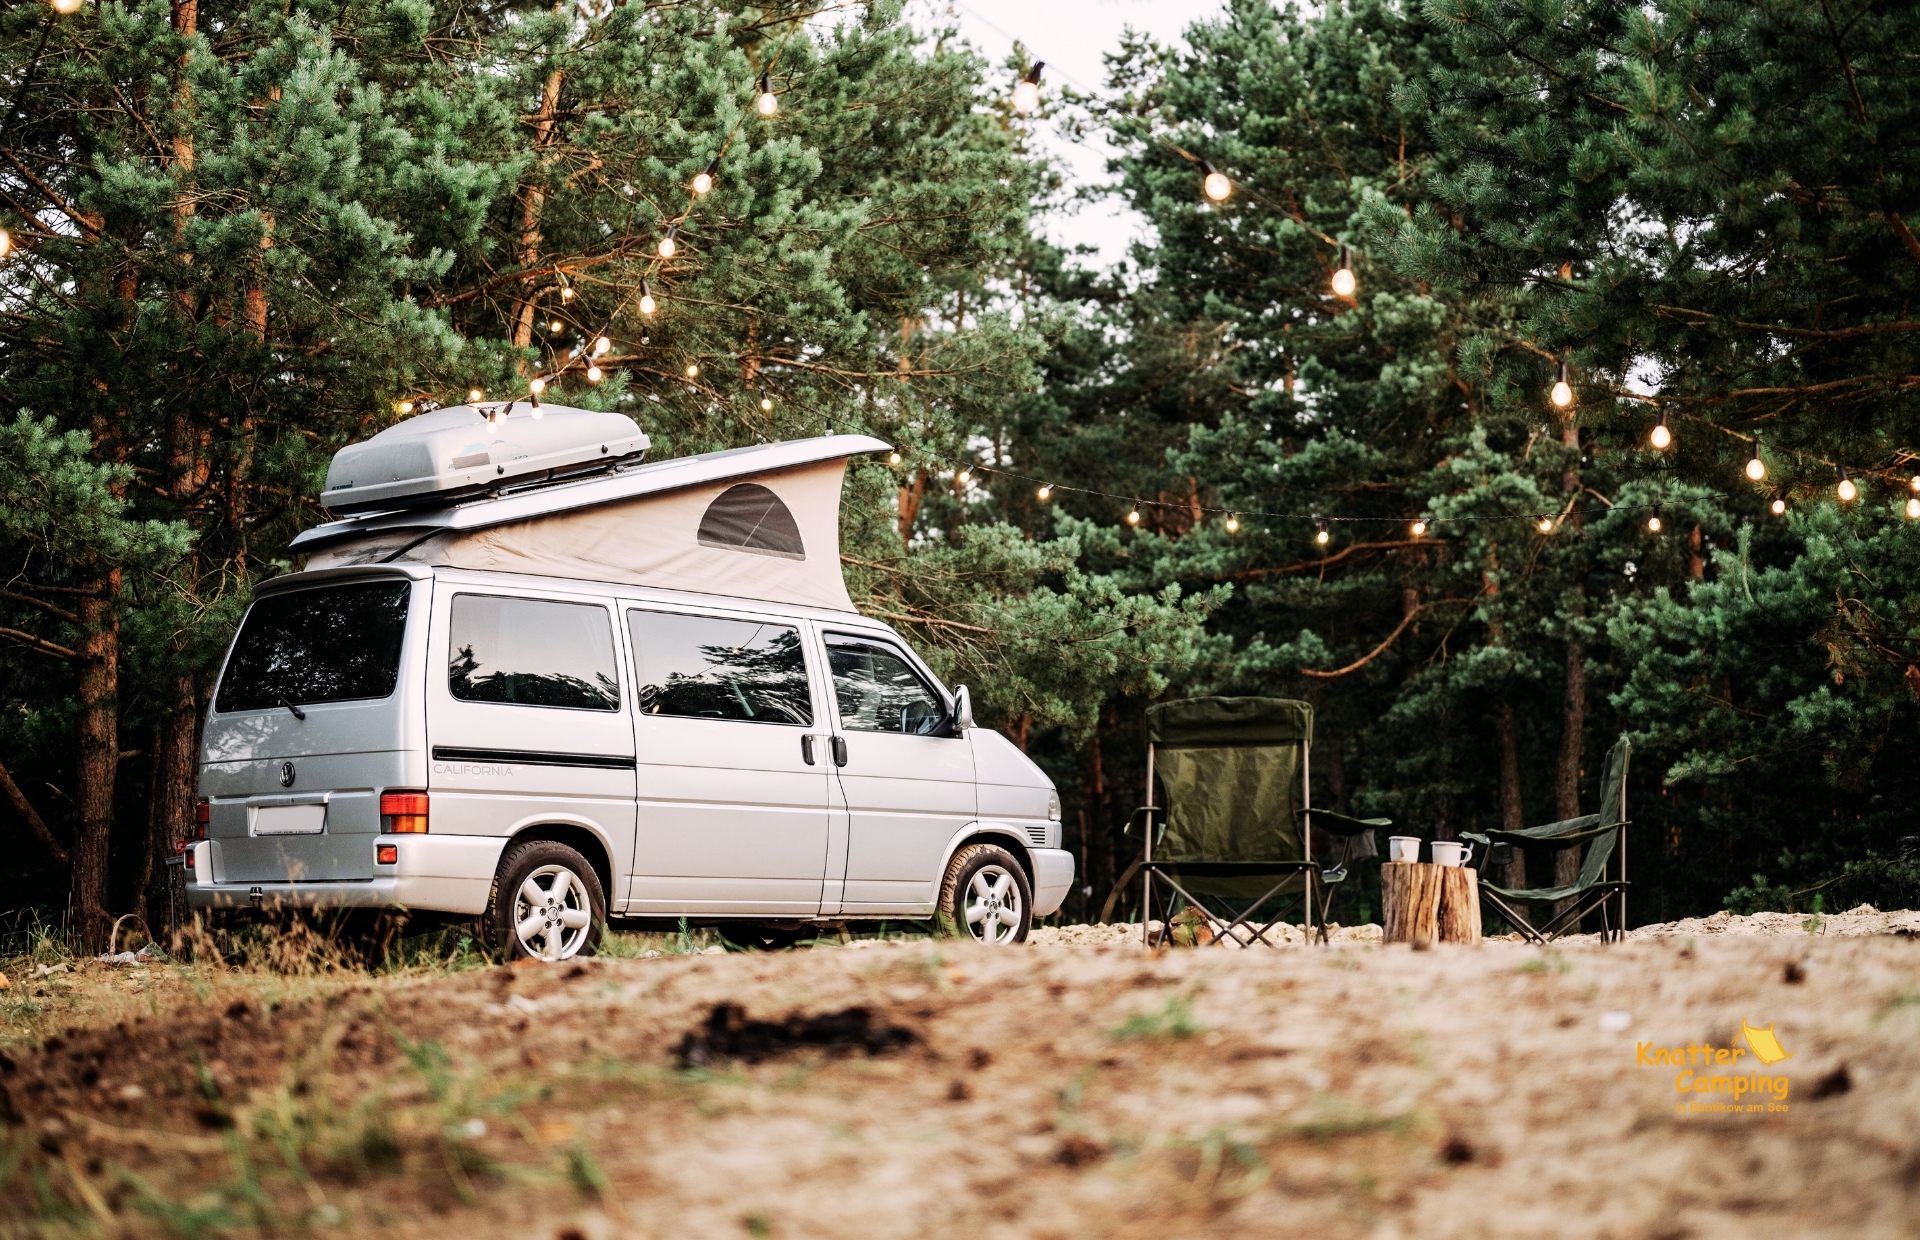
[1030,847,1075,917]
[185,834,503,916]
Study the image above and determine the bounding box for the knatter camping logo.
[1636,1021,1793,1114]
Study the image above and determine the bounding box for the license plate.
[253,804,326,836]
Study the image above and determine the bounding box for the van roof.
[290,433,890,553]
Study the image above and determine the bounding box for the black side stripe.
[432,746,636,771]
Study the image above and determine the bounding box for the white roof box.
[320,403,648,514]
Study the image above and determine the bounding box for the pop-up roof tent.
[291,403,889,612]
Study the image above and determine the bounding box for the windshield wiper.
[279,696,307,721]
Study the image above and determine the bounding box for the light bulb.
[0,229,11,257]
[759,395,773,412]
[685,362,700,379]
[586,364,603,383]
[658,233,677,258]
[1036,484,1053,502]
[1647,512,1663,533]
[593,335,611,357]
[639,283,657,316]
[395,399,414,416]
[1650,418,1673,450]
[548,319,563,333]
[887,450,902,466]
[467,387,485,403]
[1550,379,1573,408]
[1012,63,1042,114]
[1410,517,1428,537]
[1746,455,1766,482]
[1126,508,1142,527]
[51,0,83,13]
[560,285,574,302]
[757,74,777,116]
[1201,162,1231,202]
[1910,475,1919,493]
[957,469,972,487]
[1536,516,1554,534]
[1330,247,1356,298]
[1224,514,1240,533]
[529,377,546,395]
[1837,475,1857,503]
[1906,496,1920,520]
[1770,497,1787,516]
[1314,522,1330,546]
[692,163,715,195]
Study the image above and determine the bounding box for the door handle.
[801,734,817,765]
[830,736,849,767]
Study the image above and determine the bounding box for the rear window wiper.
[279,696,307,721]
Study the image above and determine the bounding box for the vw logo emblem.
[279,761,296,788]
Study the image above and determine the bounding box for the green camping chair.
[1129,697,1389,947]
[1463,735,1631,944]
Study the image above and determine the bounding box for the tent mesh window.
[696,483,806,560]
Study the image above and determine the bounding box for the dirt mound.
[3,933,1917,1238]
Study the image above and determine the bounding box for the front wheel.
[938,843,1032,945]
[481,839,605,962]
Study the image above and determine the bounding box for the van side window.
[629,610,813,725]
[448,595,620,711]
[825,636,948,736]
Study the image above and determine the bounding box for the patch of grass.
[1110,993,1204,1041]
[1517,948,1572,975]
[1274,1097,1420,1145]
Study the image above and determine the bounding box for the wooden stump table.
[1381,861,1482,946]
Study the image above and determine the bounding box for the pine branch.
[0,757,68,866]
[0,625,77,660]
[1299,597,1478,679]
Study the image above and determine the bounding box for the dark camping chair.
[1125,697,1389,947]
[1464,735,1631,943]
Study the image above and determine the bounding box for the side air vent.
[1024,824,1049,848]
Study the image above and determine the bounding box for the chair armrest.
[1122,805,1164,836]
[1302,808,1391,835]
[1484,816,1629,848]
[1460,831,1491,846]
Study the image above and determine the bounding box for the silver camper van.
[185,407,1072,960]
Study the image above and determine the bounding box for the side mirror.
[951,685,975,731]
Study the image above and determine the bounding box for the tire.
[938,843,1032,945]
[480,839,605,962]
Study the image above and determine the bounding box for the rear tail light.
[182,798,210,855]
[375,843,399,865]
[380,791,429,834]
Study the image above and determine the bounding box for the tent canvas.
[295,434,889,613]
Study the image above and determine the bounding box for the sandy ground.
[3,914,1918,1238]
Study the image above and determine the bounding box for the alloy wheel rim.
[513,864,592,961]
[964,865,1022,944]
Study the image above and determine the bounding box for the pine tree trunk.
[70,574,121,952]
[144,677,198,938]
[1552,413,1587,913]
[1495,699,1526,890]
[511,69,566,352]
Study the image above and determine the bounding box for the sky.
[915,0,1229,269]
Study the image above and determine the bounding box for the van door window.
[448,595,620,711]
[216,581,410,713]
[628,610,813,725]
[825,636,949,736]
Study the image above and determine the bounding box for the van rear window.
[215,582,410,713]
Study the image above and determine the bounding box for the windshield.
[215,581,411,713]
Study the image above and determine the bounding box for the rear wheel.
[938,843,1031,945]
[481,839,605,962]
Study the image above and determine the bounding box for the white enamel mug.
[1430,841,1473,868]
[1387,836,1421,863]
